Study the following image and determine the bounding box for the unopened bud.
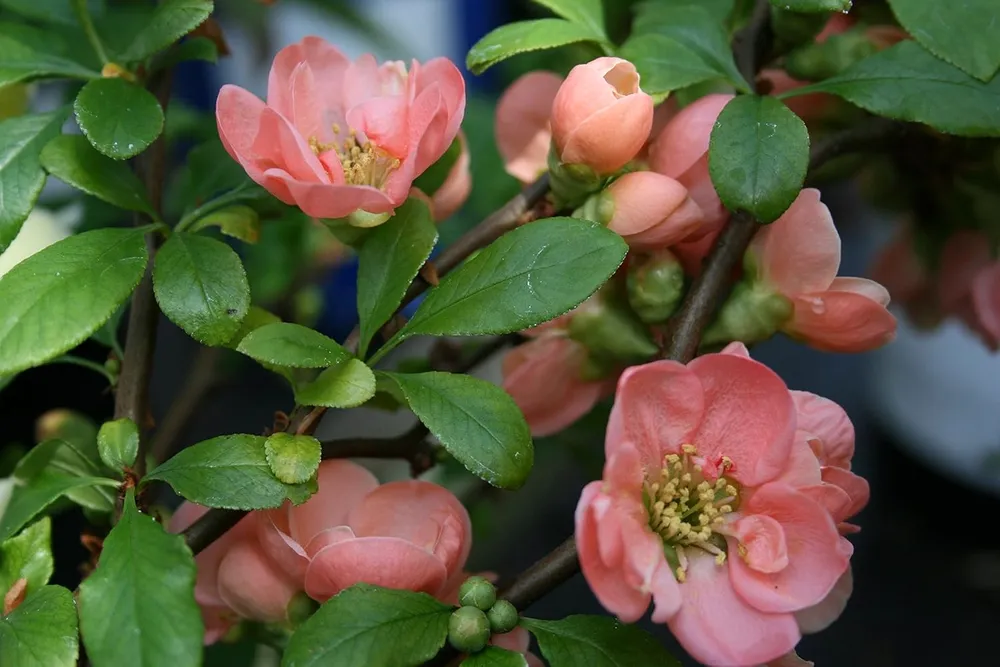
[785,28,878,82]
[603,172,703,249]
[448,606,491,653]
[701,281,793,347]
[103,357,121,376]
[285,591,318,627]
[627,250,686,323]
[458,576,497,611]
[548,149,603,210]
[35,409,97,448]
[487,599,519,634]
[101,63,135,81]
[573,190,615,226]
[569,289,658,366]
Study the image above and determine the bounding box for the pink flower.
[495,71,563,183]
[257,460,472,602]
[216,36,465,223]
[759,70,834,123]
[551,57,654,174]
[604,172,706,250]
[746,189,896,352]
[649,94,734,234]
[427,132,471,221]
[576,345,861,666]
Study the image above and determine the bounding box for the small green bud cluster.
[447,576,520,654]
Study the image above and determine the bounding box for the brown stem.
[733,0,773,87]
[148,346,224,464]
[322,423,435,477]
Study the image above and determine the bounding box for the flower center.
[309,124,400,189]
[643,445,740,582]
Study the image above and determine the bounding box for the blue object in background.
[457,0,505,91]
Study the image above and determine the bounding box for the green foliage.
[79,488,202,667]
[467,19,605,75]
[97,418,139,470]
[237,322,351,369]
[0,108,70,254]
[40,135,156,214]
[189,205,260,243]
[295,358,377,409]
[770,0,851,12]
[264,433,321,485]
[530,0,608,41]
[521,616,682,667]
[144,434,313,509]
[153,233,250,346]
[0,585,79,667]
[461,647,529,667]
[783,41,1000,137]
[0,227,149,375]
[0,517,53,597]
[115,0,214,63]
[74,79,164,160]
[356,198,438,358]
[282,584,453,667]
[708,95,810,223]
[382,371,533,489]
[0,35,99,88]
[0,470,115,542]
[887,0,1000,82]
[620,33,730,102]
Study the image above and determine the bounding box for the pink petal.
[431,132,471,220]
[668,554,800,667]
[775,435,823,488]
[687,353,796,487]
[794,565,853,634]
[216,540,300,623]
[256,106,330,184]
[649,93,733,179]
[407,84,449,178]
[304,536,449,601]
[502,336,604,437]
[255,507,309,581]
[786,290,897,353]
[798,483,852,521]
[262,172,397,218]
[285,62,328,143]
[169,503,254,609]
[677,155,729,235]
[720,342,751,358]
[766,651,815,667]
[560,92,654,174]
[624,197,706,250]
[348,480,472,579]
[971,263,1000,347]
[347,95,411,159]
[495,72,563,183]
[288,460,379,547]
[790,391,855,468]
[341,53,382,110]
[729,514,789,574]
[606,360,705,470]
[216,85,270,182]
[820,467,869,523]
[748,189,840,296]
[938,230,991,310]
[606,172,689,236]
[491,626,530,654]
[413,57,466,164]
[303,525,357,558]
[870,226,927,304]
[267,36,350,119]
[728,484,848,614]
[829,277,890,306]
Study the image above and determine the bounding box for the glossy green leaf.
[384,218,627,352]
[0,517,53,596]
[237,322,351,368]
[31,415,114,512]
[619,34,727,100]
[190,205,260,243]
[225,305,280,348]
[40,135,155,213]
[0,35,99,88]
[770,0,851,11]
[264,433,321,485]
[282,584,452,667]
[461,647,529,667]
[79,489,202,667]
[97,418,139,470]
[296,358,377,409]
[153,233,250,346]
[708,95,809,223]
[116,0,214,63]
[0,227,149,375]
[0,585,79,667]
[0,108,70,254]
[12,440,66,482]
[0,0,102,24]
[887,0,999,81]
[0,471,114,542]
[467,19,602,75]
[531,0,606,38]
[522,616,681,667]
[783,40,1000,137]
[383,371,533,489]
[74,78,164,160]
[356,198,437,357]
[145,434,307,509]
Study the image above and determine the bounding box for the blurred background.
[3,1,1000,665]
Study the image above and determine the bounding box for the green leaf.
[0,35,99,88]
[296,358,377,409]
[783,40,1000,137]
[237,322,351,369]
[631,5,750,92]
[467,19,603,75]
[79,489,202,667]
[384,218,627,353]
[0,108,70,254]
[0,585,79,667]
[190,205,260,243]
[521,616,681,667]
[530,0,607,39]
[0,471,114,542]
[40,135,155,213]
[461,647,529,667]
[264,433,321,485]
[887,0,1000,81]
[0,0,103,25]
[74,78,165,160]
[708,95,809,223]
[383,372,533,489]
[356,198,437,357]
[0,517,53,596]
[619,34,727,101]
[282,584,452,667]
[153,233,250,346]
[0,227,149,375]
[97,418,139,470]
[116,0,214,63]
[145,434,305,509]
[13,440,66,482]
[413,137,462,196]
[225,305,280,348]
[770,0,851,11]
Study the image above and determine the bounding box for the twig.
[808,116,909,173]
[322,423,435,477]
[733,0,773,87]
[148,347,225,464]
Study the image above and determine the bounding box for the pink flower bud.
[551,57,654,174]
[431,134,471,221]
[495,71,563,183]
[604,172,705,250]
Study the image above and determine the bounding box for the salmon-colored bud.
[604,172,705,250]
[551,57,654,174]
[431,135,471,221]
[216,541,301,623]
[496,71,563,183]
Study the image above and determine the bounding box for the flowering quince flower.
[216,36,464,224]
[575,343,862,666]
[746,188,897,352]
[426,132,472,221]
[495,71,563,183]
[603,171,707,250]
[551,57,654,174]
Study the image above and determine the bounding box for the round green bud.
[448,606,491,653]
[458,576,497,611]
[626,250,686,324]
[103,357,122,375]
[568,289,659,365]
[486,599,519,634]
[285,591,319,627]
